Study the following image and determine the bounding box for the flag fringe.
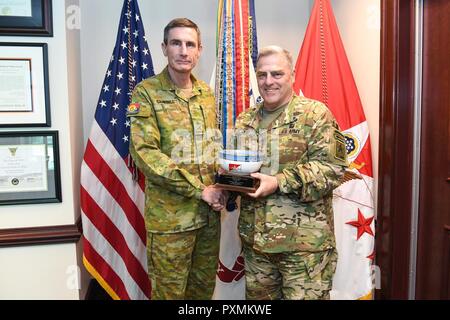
[358,291,373,300]
[83,254,120,300]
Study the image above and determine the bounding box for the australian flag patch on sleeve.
[127,103,141,115]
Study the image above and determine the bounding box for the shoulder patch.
[334,131,347,162]
[127,103,141,115]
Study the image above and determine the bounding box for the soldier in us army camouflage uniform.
[234,46,348,300]
[127,18,226,300]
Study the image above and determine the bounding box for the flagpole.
[127,0,134,98]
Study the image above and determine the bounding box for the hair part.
[163,18,201,45]
[257,45,294,71]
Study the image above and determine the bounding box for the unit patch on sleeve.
[127,103,141,115]
[334,131,347,162]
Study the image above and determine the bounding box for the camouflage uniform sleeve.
[276,107,348,202]
[128,85,204,200]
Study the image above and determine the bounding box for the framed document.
[0,131,62,205]
[0,42,51,127]
[0,0,52,36]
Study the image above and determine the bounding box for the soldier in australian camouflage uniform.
[127,18,226,300]
[234,46,348,300]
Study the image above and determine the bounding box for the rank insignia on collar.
[127,103,141,114]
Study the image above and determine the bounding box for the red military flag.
[293,0,375,299]
[80,0,154,300]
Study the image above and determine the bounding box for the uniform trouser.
[147,222,220,300]
[242,243,337,300]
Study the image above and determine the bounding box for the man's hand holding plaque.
[214,149,263,193]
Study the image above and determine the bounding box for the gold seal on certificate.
[214,149,262,193]
[0,0,32,17]
[0,144,48,193]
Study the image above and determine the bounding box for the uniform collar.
[247,95,299,130]
[159,66,202,96]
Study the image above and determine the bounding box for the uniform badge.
[127,103,141,115]
[335,139,347,162]
[334,131,347,162]
[343,132,360,159]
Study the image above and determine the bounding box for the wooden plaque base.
[214,172,260,193]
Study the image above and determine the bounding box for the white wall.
[0,243,81,299]
[255,1,312,57]
[66,0,91,299]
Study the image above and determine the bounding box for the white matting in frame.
[0,42,51,127]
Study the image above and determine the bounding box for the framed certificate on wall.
[0,131,62,205]
[0,42,51,127]
[0,0,53,36]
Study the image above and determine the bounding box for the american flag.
[80,0,154,300]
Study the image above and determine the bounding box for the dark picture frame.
[0,131,62,205]
[0,0,53,36]
[0,42,51,127]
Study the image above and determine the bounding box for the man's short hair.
[163,18,201,45]
[257,45,293,71]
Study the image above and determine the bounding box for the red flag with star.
[293,0,375,299]
[346,210,374,240]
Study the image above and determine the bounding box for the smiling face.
[161,27,202,75]
[256,52,294,110]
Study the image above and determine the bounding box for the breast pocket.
[159,103,190,127]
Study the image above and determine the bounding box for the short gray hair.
[257,45,293,71]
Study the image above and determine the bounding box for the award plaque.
[214,149,262,193]
[215,172,260,193]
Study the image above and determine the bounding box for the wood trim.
[0,218,82,247]
[376,0,416,299]
[443,225,450,299]
[415,0,450,298]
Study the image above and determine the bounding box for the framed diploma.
[0,42,51,127]
[0,0,52,36]
[0,131,61,205]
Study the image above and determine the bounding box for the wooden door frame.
[377,0,416,299]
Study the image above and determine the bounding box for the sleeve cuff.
[276,172,289,194]
[194,187,205,201]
